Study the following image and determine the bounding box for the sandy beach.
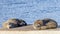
[0,24,60,34]
[0,24,60,31]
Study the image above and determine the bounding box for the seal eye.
[9,23,15,26]
[9,23,16,28]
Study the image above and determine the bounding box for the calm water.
[0,0,60,28]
